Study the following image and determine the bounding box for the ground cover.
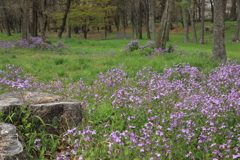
[0,23,239,159]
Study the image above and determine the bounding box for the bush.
[123,41,177,56]
[123,40,140,52]
[0,37,67,53]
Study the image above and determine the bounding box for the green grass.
[1,22,240,84]
[0,22,239,88]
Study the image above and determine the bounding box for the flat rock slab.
[0,91,82,134]
[0,123,26,160]
[0,91,63,108]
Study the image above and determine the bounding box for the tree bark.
[38,0,47,40]
[22,0,30,40]
[137,1,143,39]
[212,0,227,61]
[209,0,214,23]
[58,0,71,39]
[66,20,71,38]
[120,10,126,39]
[2,0,12,36]
[38,12,46,40]
[30,0,38,37]
[232,0,240,42]
[188,6,197,43]
[82,25,88,39]
[143,0,151,39]
[155,0,174,49]
[230,0,237,21]
[182,0,189,43]
[200,0,205,44]
[150,0,156,40]
[131,12,135,39]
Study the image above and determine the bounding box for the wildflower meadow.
[0,23,239,160]
[1,53,239,159]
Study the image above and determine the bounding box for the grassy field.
[0,22,240,159]
[1,22,240,85]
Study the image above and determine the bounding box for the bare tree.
[155,0,174,49]
[212,0,227,61]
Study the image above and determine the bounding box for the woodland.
[0,0,239,60]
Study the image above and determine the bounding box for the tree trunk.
[131,14,135,39]
[200,0,205,44]
[2,0,12,36]
[144,2,151,39]
[120,11,126,39]
[114,11,120,33]
[137,1,143,39]
[104,26,107,39]
[38,12,46,40]
[22,0,30,40]
[38,0,47,40]
[182,0,189,43]
[230,0,237,21]
[188,6,197,43]
[82,25,88,39]
[212,0,227,61]
[30,0,38,37]
[223,0,227,21]
[197,0,201,21]
[150,0,156,40]
[155,0,174,49]
[209,0,214,23]
[66,24,71,38]
[6,21,12,36]
[58,0,71,39]
[232,0,240,42]
[66,17,71,38]
[135,4,139,39]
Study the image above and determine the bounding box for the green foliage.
[2,104,60,159]
[66,0,116,29]
[139,48,154,56]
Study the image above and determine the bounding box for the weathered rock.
[0,123,26,160]
[0,91,82,135]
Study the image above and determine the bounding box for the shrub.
[0,37,67,53]
[123,41,178,56]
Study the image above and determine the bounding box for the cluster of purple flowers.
[139,41,156,50]
[58,61,240,159]
[1,61,239,159]
[0,37,67,52]
[123,40,178,56]
[123,40,140,52]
